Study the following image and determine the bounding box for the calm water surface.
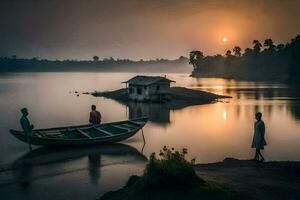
[0,72,300,199]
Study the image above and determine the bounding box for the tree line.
[189,35,300,83]
[0,56,189,73]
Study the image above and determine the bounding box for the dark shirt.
[20,116,32,134]
[89,110,101,124]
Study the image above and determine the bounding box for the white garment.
[251,120,267,149]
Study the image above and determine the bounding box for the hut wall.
[127,80,171,101]
[148,82,170,96]
[128,85,148,101]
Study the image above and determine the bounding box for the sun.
[222,37,228,43]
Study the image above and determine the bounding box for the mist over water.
[0,72,300,199]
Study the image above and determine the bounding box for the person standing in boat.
[20,108,34,151]
[251,112,267,162]
[89,105,102,125]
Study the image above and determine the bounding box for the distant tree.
[243,48,253,56]
[177,56,188,63]
[276,44,285,51]
[225,50,233,68]
[233,46,242,57]
[12,55,17,59]
[253,40,262,54]
[225,50,232,57]
[289,35,300,83]
[189,51,204,69]
[264,39,275,51]
[178,56,187,61]
[291,35,300,43]
[93,56,99,62]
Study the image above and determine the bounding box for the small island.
[90,75,231,110]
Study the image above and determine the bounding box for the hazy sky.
[0,0,300,60]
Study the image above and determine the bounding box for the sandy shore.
[195,158,300,200]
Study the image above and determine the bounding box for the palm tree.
[233,46,242,57]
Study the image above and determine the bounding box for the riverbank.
[100,158,300,200]
[195,158,300,200]
[90,87,231,110]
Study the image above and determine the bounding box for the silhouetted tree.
[189,51,204,69]
[243,48,253,56]
[225,50,233,68]
[253,40,262,55]
[225,50,232,57]
[289,35,300,83]
[276,44,285,51]
[264,39,275,51]
[178,56,188,63]
[93,56,99,62]
[233,46,242,57]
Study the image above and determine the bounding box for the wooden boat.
[10,118,148,146]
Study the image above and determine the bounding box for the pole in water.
[141,128,146,153]
[141,128,145,143]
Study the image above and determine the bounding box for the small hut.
[122,75,175,102]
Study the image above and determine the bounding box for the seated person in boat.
[20,108,34,151]
[89,105,102,125]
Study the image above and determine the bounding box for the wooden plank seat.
[38,131,63,138]
[76,129,92,139]
[94,128,114,136]
[111,125,130,131]
[121,123,139,129]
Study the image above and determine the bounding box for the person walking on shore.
[89,105,102,125]
[20,108,34,151]
[252,112,267,162]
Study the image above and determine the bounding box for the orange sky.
[0,0,300,60]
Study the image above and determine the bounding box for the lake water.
[0,72,300,199]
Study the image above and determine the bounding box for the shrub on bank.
[100,147,236,200]
[143,146,204,190]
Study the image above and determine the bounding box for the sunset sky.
[1,0,300,60]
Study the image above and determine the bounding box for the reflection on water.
[187,78,300,122]
[0,72,299,164]
[0,72,300,199]
[0,144,147,199]
[128,101,171,124]
[88,154,101,185]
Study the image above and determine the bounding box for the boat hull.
[10,118,148,146]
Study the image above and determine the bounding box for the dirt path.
[195,158,300,200]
